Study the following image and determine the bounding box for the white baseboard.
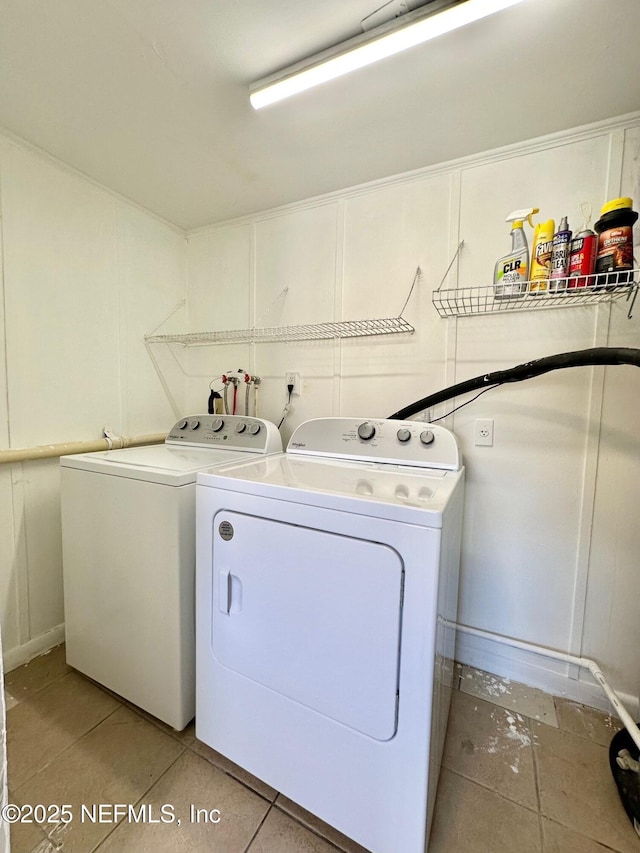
[455,626,640,720]
[3,625,65,674]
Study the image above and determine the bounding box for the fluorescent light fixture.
[250,0,525,109]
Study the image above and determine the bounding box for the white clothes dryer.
[195,417,464,853]
[61,414,281,731]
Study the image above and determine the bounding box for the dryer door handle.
[218,568,231,613]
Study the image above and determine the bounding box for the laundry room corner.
[0,133,188,669]
[1,2,640,848]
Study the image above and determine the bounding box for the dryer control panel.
[166,415,282,454]
[287,418,461,471]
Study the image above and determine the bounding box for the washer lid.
[60,444,253,486]
[197,452,463,526]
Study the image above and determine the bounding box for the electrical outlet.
[286,371,301,396]
[474,418,494,446]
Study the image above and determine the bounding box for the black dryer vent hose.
[388,347,640,421]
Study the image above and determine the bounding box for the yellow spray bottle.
[529,217,556,292]
[494,208,539,299]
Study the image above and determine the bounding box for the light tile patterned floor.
[4,647,639,852]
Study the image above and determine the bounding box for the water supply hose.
[388,347,640,420]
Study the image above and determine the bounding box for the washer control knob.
[177,420,188,430]
[248,423,261,435]
[396,428,411,443]
[211,418,224,432]
[189,419,200,430]
[235,422,246,434]
[420,430,435,445]
[357,421,376,441]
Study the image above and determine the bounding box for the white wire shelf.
[144,316,415,346]
[432,269,639,319]
[145,267,421,346]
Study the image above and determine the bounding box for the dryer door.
[211,510,404,741]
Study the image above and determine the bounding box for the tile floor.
[4,645,640,852]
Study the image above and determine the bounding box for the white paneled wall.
[251,204,340,436]
[583,127,640,696]
[339,173,454,418]
[0,135,187,668]
[185,114,640,711]
[451,130,622,689]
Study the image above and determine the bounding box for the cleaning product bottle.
[529,218,555,292]
[594,197,638,289]
[549,216,572,292]
[494,208,539,299]
[568,203,597,289]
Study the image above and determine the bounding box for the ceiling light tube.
[250,0,526,109]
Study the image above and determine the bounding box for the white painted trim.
[0,164,8,449]
[248,222,257,378]
[444,171,462,430]
[114,203,127,435]
[606,128,627,201]
[333,200,346,416]
[0,626,7,853]
[3,624,65,673]
[455,625,640,719]
[188,111,640,236]
[9,466,30,646]
[567,304,610,667]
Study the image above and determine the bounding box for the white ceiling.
[1,0,639,231]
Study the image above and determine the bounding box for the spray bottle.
[529,218,555,292]
[494,208,539,299]
[549,216,572,291]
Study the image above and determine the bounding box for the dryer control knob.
[357,422,376,441]
[396,428,411,443]
[420,430,435,445]
[235,422,246,434]
[177,420,188,430]
[189,419,200,430]
[355,479,373,496]
[211,418,224,432]
[248,423,261,435]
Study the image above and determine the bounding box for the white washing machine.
[61,414,281,731]
[195,416,464,853]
